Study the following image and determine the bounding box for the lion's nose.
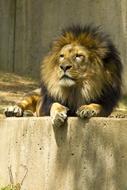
[60,64,72,72]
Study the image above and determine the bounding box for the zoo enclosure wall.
[0,117,127,190]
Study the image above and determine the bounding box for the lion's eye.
[59,54,64,61]
[60,54,64,58]
[75,54,84,62]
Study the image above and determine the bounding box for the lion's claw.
[76,105,99,118]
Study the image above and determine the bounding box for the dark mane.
[62,24,122,76]
[62,24,103,37]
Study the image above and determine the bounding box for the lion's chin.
[59,78,76,87]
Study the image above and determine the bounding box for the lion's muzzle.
[60,63,72,72]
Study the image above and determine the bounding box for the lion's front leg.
[76,103,103,118]
[50,103,69,127]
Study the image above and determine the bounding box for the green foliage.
[0,184,20,190]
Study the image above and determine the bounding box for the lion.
[5,25,122,127]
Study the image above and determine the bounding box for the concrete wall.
[0,0,127,90]
[0,0,15,72]
[0,117,127,190]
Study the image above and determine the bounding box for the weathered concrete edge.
[1,116,127,122]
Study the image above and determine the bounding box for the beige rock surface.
[0,117,127,190]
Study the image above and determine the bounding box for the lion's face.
[57,43,89,87]
[41,41,105,101]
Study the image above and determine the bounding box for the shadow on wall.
[48,118,127,190]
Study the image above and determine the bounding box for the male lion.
[5,25,122,127]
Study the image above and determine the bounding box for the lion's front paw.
[51,111,67,127]
[50,103,69,127]
[4,105,23,117]
[76,104,102,119]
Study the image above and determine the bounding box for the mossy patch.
[0,184,20,190]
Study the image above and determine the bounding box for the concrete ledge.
[0,117,127,190]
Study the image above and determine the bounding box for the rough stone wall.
[0,117,127,190]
